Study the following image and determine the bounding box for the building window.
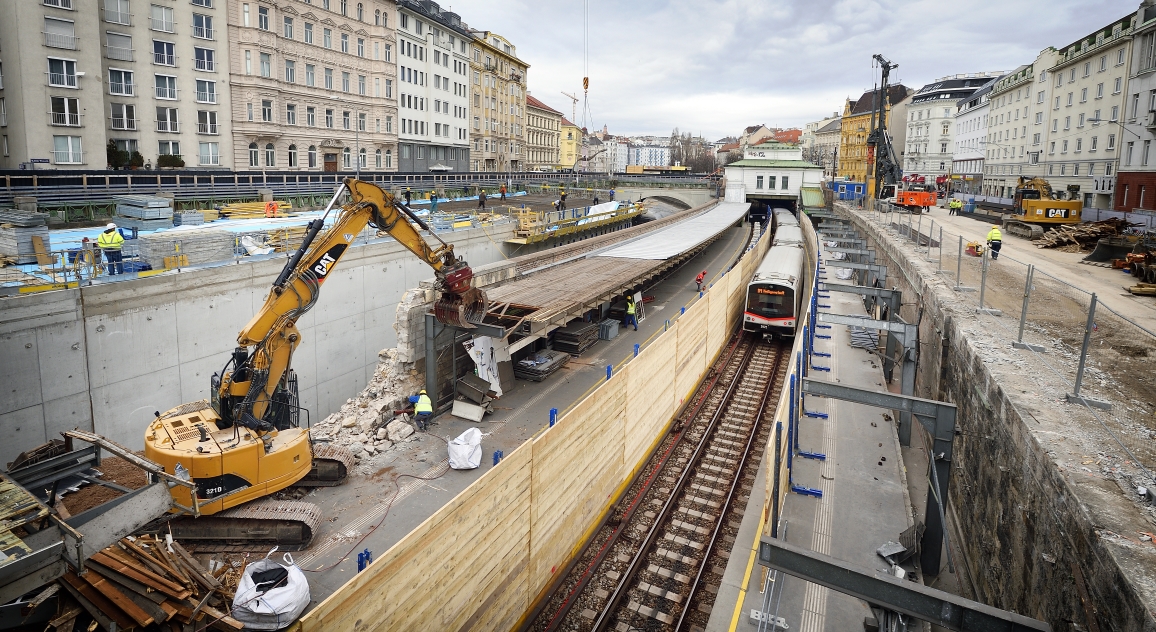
[359,147,366,168]
[343,147,351,168]
[249,142,259,166]
[44,17,77,50]
[198,142,219,165]
[247,102,253,121]
[153,40,176,66]
[1111,105,1119,121]
[257,6,269,30]
[342,110,350,129]
[195,47,215,71]
[356,2,363,20]
[325,108,334,128]
[195,79,216,103]
[192,13,214,39]
[150,4,175,32]
[1091,136,1098,151]
[323,28,332,48]
[156,107,178,132]
[284,17,294,39]
[111,103,137,129]
[286,104,296,124]
[261,99,272,122]
[1114,77,1122,93]
[265,143,275,166]
[154,74,177,99]
[308,145,317,167]
[158,139,179,155]
[285,60,296,83]
[196,110,217,134]
[342,71,350,92]
[358,74,366,95]
[755,175,763,189]
[109,68,134,95]
[357,38,364,57]
[244,50,251,74]
[385,79,393,98]
[340,33,349,53]
[307,106,316,126]
[385,149,392,168]
[49,96,80,126]
[1108,133,1117,150]
[324,68,333,89]
[781,176,789,190]
[358,112,366,131]
[305,23,313,44]
[375,148,382,168]
[340,0,347,15]
[305,64,315,87]
[260,52,271,77]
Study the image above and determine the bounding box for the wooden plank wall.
[295,219,776,632]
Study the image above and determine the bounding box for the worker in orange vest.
[264,200,278,218]
[695,270,707,292]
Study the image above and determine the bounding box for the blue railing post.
[633,343,640,357]
[493,450,504,465]
[606,365,613,381]
[549,408,558,427]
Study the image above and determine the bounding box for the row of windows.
[241,50,392,98]
[246,142,392,169]
[243,100,393,134]
[753,175,790,190]
[50,134,222,166]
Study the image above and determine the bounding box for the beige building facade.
[468,31,527,172]
[228,0,398,172]
[525,94,560,170]
[0,0,234,169]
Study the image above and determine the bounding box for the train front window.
[748,286,791,317]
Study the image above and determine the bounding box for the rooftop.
[725,159,823,169]
[526,95,562,115]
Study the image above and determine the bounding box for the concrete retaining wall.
[831,203,1156,630]
[0,224,516,463]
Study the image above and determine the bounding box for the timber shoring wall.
[293,222,774,632]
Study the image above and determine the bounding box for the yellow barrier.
[294,220,775,632]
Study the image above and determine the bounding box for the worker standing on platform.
[500,184,507,201]
[624,296,638,331]
[429,191,439,215]
[609,189,615,202]
[948,198,960,215]
[414,389,433,431]
[986,224,1003,260]
[695,270,707,292]
[478,190,487,210]
[97,223,125,276]
[560,186,567,211]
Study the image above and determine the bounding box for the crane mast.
[867,54,902,200]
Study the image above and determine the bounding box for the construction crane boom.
[561,91,579,123]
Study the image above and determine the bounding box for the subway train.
[743,208,805,338]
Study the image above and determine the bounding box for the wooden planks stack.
[217,201,291,219]
[53,535,242,632]
[1035,218,1135,249]
[0,208,50,264]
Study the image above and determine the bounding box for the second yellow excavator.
[142,178,486,549]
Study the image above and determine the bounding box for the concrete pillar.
[257,188,274,202]
[13,196,37,214]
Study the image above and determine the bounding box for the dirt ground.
[60,456,149,515]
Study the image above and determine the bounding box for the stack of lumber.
[1127,282,1156,296]
[217,201,291,219]
[552,320,600,355]
[265,225,310,252]
[514,349,570,382]
[138,229,235,269]
[1035,218,1136,249]
[0,209,51,264]
[53,535,242,631]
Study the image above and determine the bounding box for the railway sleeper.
[622,601,674,625]
[690,482,725,496]
[709,445,740,456]
[638,581,684,604]
[685,494,722,509]
[700,462,732,475]
[671,519,711,536]
[649,563,691,584]
[658,547,696,565]
[703,452,738,466]
[696,472,725,484]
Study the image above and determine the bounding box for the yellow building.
[838,85,911,185]
[468,31,529,172]
[559,117,580,170]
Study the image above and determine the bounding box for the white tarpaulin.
[596,202,749,261]
[232,556,310,630]
[448,427,483,469]
[466,336,504,397]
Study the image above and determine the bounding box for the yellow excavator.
[143,178,486,549]
[1004,176,1083,240]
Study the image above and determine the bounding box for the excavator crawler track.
[297,442,357,487]
[167,499,323,552]
[1003,221,1045,240]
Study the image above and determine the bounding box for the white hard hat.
[106,222,117,230]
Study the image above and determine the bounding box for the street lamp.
[329,96,360,178]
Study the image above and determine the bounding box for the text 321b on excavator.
[1004,176,1083,240]
[143,178,486,550]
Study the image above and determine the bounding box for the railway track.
[528,333,788,632]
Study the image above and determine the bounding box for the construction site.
[1,165,1155,632]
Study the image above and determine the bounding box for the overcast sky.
[448,0,1139,140]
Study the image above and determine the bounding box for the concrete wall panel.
[0,406,48,461]
[35,322,89,402]
[0,329,43,415]
[84,304,179,390]
[90,366,183,446]
[43,392,93,438]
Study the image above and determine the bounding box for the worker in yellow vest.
[97,223,125,275]
[623,296,638,331]
[414,389,433,431]
[986,224,1003,260]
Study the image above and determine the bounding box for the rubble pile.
[308,348,425,472]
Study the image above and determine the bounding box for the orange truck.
[894,188,937,213]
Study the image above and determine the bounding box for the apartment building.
[837,85,912,185]
[393,0,471,172]
[952,76,1001,195]
[229,0,398,172]
[983,58,1054,199]
[468,30,527,172]
[0,0,232,169]
[1116,4,1156,211]
[525,94,560,170]
[559,117,579,169]
[903,73,1003,190]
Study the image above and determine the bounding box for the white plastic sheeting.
[596,201,750,261]
[448,427,483,469]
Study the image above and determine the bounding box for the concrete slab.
[295,223,756,602]
[709,242,917,632]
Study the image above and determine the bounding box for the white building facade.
[903,73,1004,190]
[952,77,1000,195]
[629,144,669,167]
[723,142,824,207]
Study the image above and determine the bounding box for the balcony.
[150,17,175,32]
[156,120,179,132]
[109,81,134,96]
[49,111,82,126]
[52,150,83,164]
[197,122,219,134]
[154,52,176,66]
[103,8,131,24]
[47,72,79,88]
[154,86,179,99]
[192,25,214,40]
[44,32,78,50]
[1147,110,1156,129]
[195,58,215,72]
[195,90,217,103]
[106,45,133,61]
[110,117,138,130]
[199,152,220,166]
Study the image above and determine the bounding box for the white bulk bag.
[448,427,483,470]
[232,555,310,630]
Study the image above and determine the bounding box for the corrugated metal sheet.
[596,202,750,261]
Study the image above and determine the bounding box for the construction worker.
[948,198,961,215]
[609,189,615,202]
[499,184,507,201]
[986,224,1003,260]
[623,296,638,331]
[429,191,439,214]
[404,188,412,206]
[264,200,278,218]
[414,389,433,431]
[478,190,487,210]
[695,270,707,292]
[559,186,567,211]
[97,223,125,275]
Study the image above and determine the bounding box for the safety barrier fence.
[862,199,1156,488]
[292,217,773,631]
